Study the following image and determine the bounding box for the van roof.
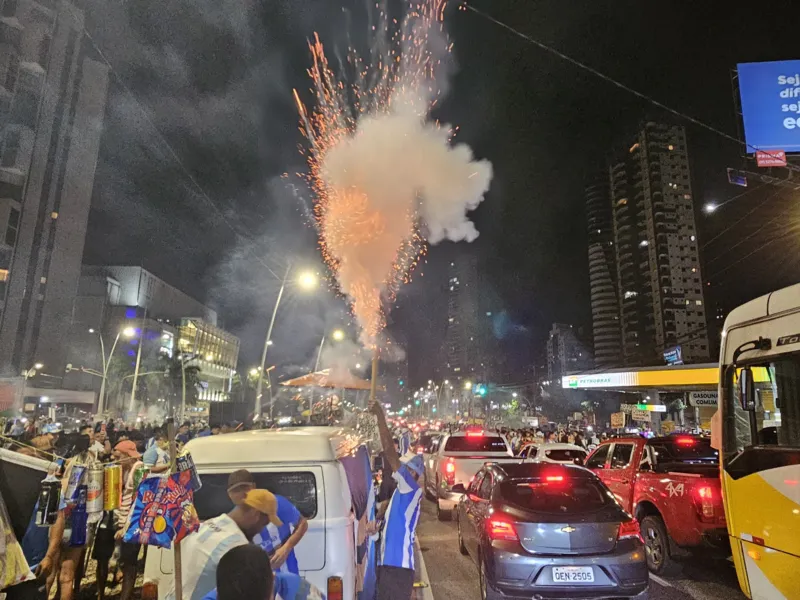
[184,426,365,466]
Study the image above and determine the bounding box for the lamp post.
[255,267,318,420]
[89,326,135,415]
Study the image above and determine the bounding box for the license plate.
[552,567,594,583]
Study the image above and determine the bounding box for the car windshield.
[543,448,586,462]
[500,477,610,514]
[725,354,800,456]
[445,435,508,453]
[649,439,718,465]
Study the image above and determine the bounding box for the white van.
[142,427,371,600]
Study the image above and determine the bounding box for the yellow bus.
[717,283,800,599]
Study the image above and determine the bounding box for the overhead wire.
[701,185,778,249]
[460,2,796,170]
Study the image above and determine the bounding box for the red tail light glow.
[545,475,564,482]
[444,458,456,485]
[694,485,716,519]
[488,518,518,541]
[675,437,696,446]
[466,431,485,437]
[617,519,642,542]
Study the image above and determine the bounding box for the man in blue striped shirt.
[369,401,424,600]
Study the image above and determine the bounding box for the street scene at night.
[0,1,798,600]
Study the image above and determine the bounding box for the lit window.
[0,269,8,281]
[51,211,58,219]
[624,291,638,299]
[668,145,674,150]
[690,235,696,241]
[696,300,703,306]
[639,240,649,247]
[40,277,46,284]
[691,267,696,273]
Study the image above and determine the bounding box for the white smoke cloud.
[322,104,492,245]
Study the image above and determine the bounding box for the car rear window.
[649,439,718,465]
[445,436,508,453]
[501,478,610,514]
[193,471,317,521]
[543,449,586,462]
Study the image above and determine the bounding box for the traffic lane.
[416,498,743,600]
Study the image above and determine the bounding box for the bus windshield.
[725,354,800,455]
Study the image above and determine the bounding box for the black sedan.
[455,462,649,600]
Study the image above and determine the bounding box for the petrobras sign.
[689,391,718,407]
[563,372,637,389]
[738,60,800,153]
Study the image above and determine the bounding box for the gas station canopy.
[562,362,770,392]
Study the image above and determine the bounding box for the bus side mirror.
[739,367,756,411]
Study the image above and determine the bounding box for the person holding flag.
[368,401,423,600]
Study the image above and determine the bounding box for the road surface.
[415,498,746,600]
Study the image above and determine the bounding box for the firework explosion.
[295,0,493,347]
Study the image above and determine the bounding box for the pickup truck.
[585,434,727,573]
[424,429,517,521]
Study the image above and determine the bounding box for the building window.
[5,207,19,246]
[696,300,703,306]
[1,129,21,168]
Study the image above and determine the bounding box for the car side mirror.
[451,483,467,494]
[739,367,756,411]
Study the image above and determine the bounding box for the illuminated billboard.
[562,366,770,390]
[738,59,800,153]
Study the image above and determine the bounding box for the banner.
[123,471,199,549]
[630,409,651,422]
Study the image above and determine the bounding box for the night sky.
[81,0,800,386]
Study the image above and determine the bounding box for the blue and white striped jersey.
[380,464,422,570]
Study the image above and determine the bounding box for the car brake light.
[617,519,643,542]
[488,518,518,541]
[141,581,158,600]
[467,431,484,437]
[545,475,564,482]
[445,458,456,485]
[328,576,343,600]
[675,437,696,446]
[695,485,715,519]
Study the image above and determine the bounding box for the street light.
[512,392,518,398]
[249,368,259,377]
[255,266,319,419]
[332,329,345,342]
[704,202,718,214]
[464,380,472,390]
[91,326,136,415]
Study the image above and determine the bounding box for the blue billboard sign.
[738,59,800,153]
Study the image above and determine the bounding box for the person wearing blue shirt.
[226,470,309,574]
[369,401,423,600]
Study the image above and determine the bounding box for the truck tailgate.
[445,455,519,485]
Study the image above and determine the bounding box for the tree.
[153,354,203,415]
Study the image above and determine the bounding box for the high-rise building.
[586,181,622,367]
[608,122,709,364]
[546,323,593,383]
[444,254,481,381]
[0,0,110,376]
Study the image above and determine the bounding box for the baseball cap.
[114,440,141,459]
[400,452,424,477]
[243,489,283,526]
[227,469,256,492]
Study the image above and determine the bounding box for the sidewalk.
[412,541,435,600]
